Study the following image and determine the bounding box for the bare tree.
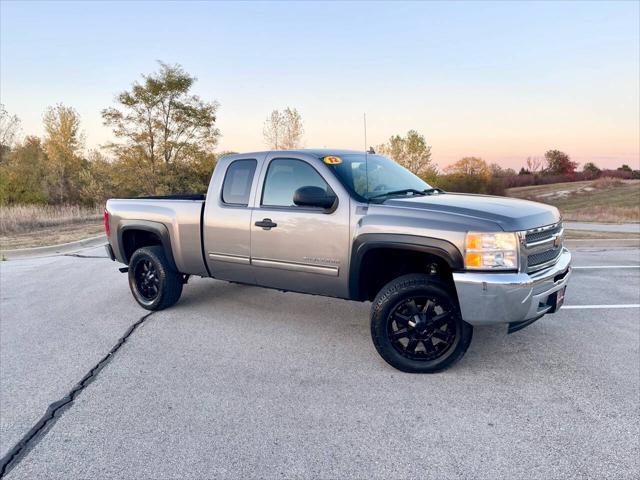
[263,110,283,149]
[0,104,21,149]
[263,107,304,149]
[281,107,303,149]
[525,156,543,174]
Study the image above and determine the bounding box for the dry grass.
[507,179,640,223]
[0,204,104,250]
[591,177,625,189]
[0,204,103,236]
[1,223,105,250]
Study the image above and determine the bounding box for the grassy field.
[0,204,104,250]
[507,178,640,223]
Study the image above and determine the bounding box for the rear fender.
[117,220,178,271]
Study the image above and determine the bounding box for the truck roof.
[222,149,368,159]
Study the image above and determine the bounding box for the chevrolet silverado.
[104,149,571,373]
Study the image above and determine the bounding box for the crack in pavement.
[62,253,108,259]
[0,312,155,478]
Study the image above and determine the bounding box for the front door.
[250,156,350,298]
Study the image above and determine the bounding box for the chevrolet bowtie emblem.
[554,235,562,248]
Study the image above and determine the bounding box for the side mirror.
[293,186,337,210]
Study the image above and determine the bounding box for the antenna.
[364,113,369,195]
[363,113,367,152]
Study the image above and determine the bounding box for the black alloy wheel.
[128,246,183,310]
[134,258,160,301]
[370,274,473,373]
[387,296,457,361]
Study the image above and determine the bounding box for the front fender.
[348,233,464,300]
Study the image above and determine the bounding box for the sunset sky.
[1,1,638,170]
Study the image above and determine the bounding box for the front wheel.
[370,274,473,373]
[128,246,183,311]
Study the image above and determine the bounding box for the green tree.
[544,149,577,175]
[102,62,220,195]
[445,157,490,178]
[582,162,601,179]
[162,150,217,194]
[0,136,49,204]
[377,130,436,179]
[439,157,496,194]
[79,150,117,204]
[43,104,85,203]
[489,163,516,178]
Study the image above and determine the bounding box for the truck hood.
[382,193,560,231]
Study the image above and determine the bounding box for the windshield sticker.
[323,156,342,165]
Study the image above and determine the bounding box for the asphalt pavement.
[0,245,638,479]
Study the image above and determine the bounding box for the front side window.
[222,159,257,205]
[262,158,331,207]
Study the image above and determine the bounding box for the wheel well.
[122,229,163,263]
[357,248,455,301]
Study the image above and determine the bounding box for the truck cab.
[203,151,352,298]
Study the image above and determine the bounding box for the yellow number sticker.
[323,156,342,165]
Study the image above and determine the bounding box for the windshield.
[325,154,432,201]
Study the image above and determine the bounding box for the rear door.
[202,154,263,284]
[250,153,351,298]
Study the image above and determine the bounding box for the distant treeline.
[1,63,638,206]
[0,133,219,205]
[0,63,224,206]
[423,150,638,196]
[503,168,638,190]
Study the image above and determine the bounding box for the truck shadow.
[170,276,576,375]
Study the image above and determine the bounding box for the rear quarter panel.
[106,199,207,276]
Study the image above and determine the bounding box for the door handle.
[255,218,277,230]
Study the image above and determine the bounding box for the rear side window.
[222,159,257,205]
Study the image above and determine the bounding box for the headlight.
[464,232,518,270]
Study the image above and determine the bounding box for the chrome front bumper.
[452,248,571,326]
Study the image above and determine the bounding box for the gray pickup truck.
[105,149,571,373]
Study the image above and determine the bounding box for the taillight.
[104,209,110,237]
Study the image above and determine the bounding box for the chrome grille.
[527,246,563,269]
[526,223,562,245]
[523,222,564,272]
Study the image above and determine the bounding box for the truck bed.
[134,193,206,201]
[105,196,208,276]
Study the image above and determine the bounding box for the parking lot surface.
[1,245,639,479]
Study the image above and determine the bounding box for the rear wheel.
[370,274,473,373]
[128,246,183,310]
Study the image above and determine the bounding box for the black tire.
[128,246,183,311]
[370,274,473,373]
